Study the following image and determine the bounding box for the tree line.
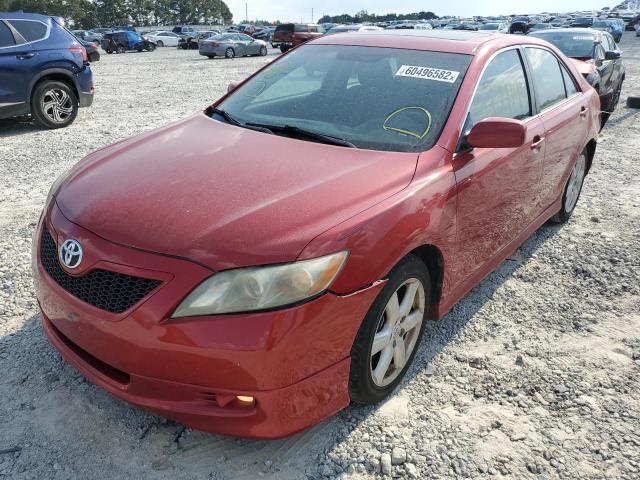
[318,10,438,25]
[0,0,233,28]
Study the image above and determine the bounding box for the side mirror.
[604,50,620,60]
[227,81,239,93]
[466,117,526,149]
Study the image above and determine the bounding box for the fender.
[27,67,80,108]
[297,145,458,317]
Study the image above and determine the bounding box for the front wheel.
[146,43,156,51]
[156,40,164,47]
[349,255,430,404]
[551,152,587,223]
[259,45,267,56]
[225,47,235,58]
[116,45,125,54]
[279,44,290,53]
[31,80,78,129]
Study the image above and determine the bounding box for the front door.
[0,20,34,118]
[453,48,544,285]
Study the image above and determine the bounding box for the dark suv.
[101,31,156,53]
[0,12,94,129]
[271,23,324,53]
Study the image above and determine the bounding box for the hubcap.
[565,154,586,213]
[370,278,425,387]
[41,88,73,124]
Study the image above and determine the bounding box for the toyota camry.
[33,30,600,438]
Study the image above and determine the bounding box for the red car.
[33,30,599,438]
[271,23,325,52]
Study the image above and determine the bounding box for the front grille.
[40,228,162,314]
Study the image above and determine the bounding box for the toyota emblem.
[59,239,83,269]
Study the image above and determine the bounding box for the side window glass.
[525,47,567,110]
[595,44,605,61]
[8,20,47,42]
[467,49,531,130]
[560,64,578,96]
[0,21,15,47]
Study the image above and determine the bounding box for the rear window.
[529,31,596,58]
[0,21,15,47]
[275,24,294,33]
[218,44,472,152]
[294,24,308,32]
[8,19,48,43]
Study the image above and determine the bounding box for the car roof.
[314,29,549,55]
[0,12,50,21]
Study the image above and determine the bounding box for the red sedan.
[33,30,600,438]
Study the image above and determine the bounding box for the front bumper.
[33,202,383,437]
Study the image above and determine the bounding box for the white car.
[143,31,181,47]
[414,23,434,30]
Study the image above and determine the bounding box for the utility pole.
[245,2,248,23]
[312,8,314,23]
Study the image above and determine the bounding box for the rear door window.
[8,19,48,43]
[524,47,567,111]
[560,63,578,96]
[0,21,15,47]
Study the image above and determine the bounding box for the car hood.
[56,113,418,271]
[568,57,597,76]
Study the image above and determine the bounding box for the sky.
[225,0,621,23]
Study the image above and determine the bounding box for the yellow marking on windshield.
[383,106,432,140]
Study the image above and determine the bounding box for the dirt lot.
[1,36,639,480]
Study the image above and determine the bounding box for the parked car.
[528,23,552,33]
[509,16,531,34]
[602,19,623,42]
[591,19,614,35]
[111,25,136,32]
[171,25,197,38]
[34,30,599,438]
[271,23,324,52]
[88,27,112,36]
[199,33,267,59]
[78,39,100,62]
[478,22,509,33]
[0,12,94,128]
[326,24,383,35]
[237,24,257,37]
[143,31,180,47]
[72,29,102,43]
[529,28,624,124]
[253,27,275,42]
[178,30,220,49]
[570,17,594,28]
[101,31,156,53]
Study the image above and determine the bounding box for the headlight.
[45,169,72,207]
[172,251,348,317]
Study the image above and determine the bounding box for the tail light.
[69,44,88,63]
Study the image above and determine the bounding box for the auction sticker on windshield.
[395,65,460,83]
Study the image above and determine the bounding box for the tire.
[156,40,164,47]
[107,50,113,54]
[551,151,588,223]
[627,96,640,109]
[225,47,235,59]
[279,44,290,53]
[349,255,430,404]
[259,45,267,56]
[207,55,214,59]
[31,80,78,129]
[146,43,156,51]
[116,45,125,54]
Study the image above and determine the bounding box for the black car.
[529,28,625,124]
[101,31,156,53]
[178,30,220,49]
[79,39,100,62]
[509,16,531,34]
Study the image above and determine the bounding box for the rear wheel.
[259,45,267,56]
[279,44,290,53]
[31,80,78,129]
[225,47,235,59]
[116,45,125,54]
[146,42,156,51]
[551,151,587,223]
[156,40,164,47]
[349,255,430,404]
[207,55,214,59]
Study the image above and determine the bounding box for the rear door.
[523,46,588,210]
[0,19,37,118]
[453,48,545,284]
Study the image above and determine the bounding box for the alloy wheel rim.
[565,154,586,213]
[41,88,73,124]
[370,278,425,387]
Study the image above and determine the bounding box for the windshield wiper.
[210,108,273,134]
[245,122,357,148]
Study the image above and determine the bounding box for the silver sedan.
[199,33,268,59]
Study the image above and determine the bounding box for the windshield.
[529,32,596,58]
[479,23,499,30]
[217,45,471,152]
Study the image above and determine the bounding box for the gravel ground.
[1,36,639,480]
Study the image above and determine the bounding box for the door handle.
[531,135,544,151]
[16,53,35,60]
[580,106,589,118]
